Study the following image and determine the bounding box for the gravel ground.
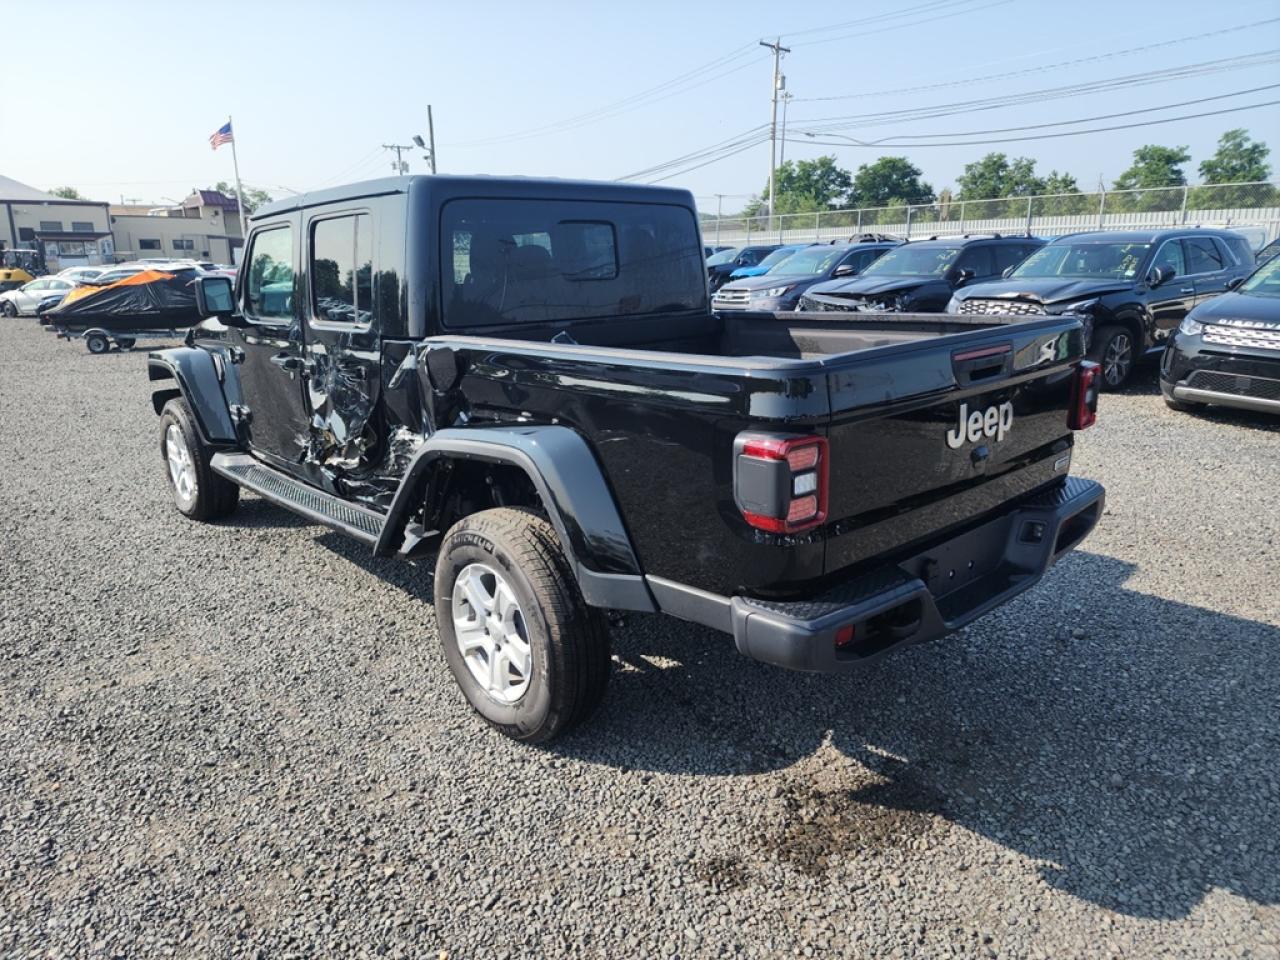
[1,319,1278,959]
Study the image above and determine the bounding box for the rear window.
[441,198,705,328]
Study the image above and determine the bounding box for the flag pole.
[227,114,250,244]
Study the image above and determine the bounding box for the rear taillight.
[1069,360,1100,430]
[734,433,829,534]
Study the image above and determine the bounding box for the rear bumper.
[646,476,1104,673]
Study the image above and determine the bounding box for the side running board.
[210,452,386,546]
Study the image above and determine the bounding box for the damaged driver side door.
[233,219,313,469]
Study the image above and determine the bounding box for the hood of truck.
[807,276,934,299]
[959,277,1131,306]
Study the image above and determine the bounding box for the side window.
[1224,236,1253,267]
[740,249,760,266]
[1183,237,1225,275]
[310,213,373,324]
[955,246,994,278]
[245,226,294,321]
[992,245,1028,274]
[1151,239,1185,277]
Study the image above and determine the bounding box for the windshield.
[771,246,851,276]
[706,248,739,266]
[441,197,706,328]
[755,246,805,270]
[1013,241,1150,280]
[1240,256,1280,297]
[860,245,961,278]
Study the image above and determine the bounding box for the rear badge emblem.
[947,401,1013,449]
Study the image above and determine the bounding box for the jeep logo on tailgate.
[947,401,1013,449]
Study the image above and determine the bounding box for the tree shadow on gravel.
[553,551,1280,921]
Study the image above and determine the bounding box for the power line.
[617,125,769,181]
[796,99,1280,149]
[792,16,1280,103]
[792,0,1015,47]
[793,50,1280,132]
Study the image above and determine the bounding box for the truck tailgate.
[818,315,1083,576]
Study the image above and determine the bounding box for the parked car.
[84,264,149,286]
[1255,237,1280,267]
[712,238,901,313]
[149,175,1103,744]
[727,243,811,282]
[707,244,781,291]
[704,244,733,258]
[948,229,1256,389]
[1160,253,1280,416]
[799,235,1045,315]
[0,274,79,316]
[58,266,106,284]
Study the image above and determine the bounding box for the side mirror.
[1001,265,1015,279]
[195,274,236,319]
[956,268,976,285]
[1148,265,1173,287]
[832,263,856,278]
[1226,275,1245,291]
[734,257,748,266]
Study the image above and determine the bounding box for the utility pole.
[714,193,725,243]
[427,105,437,174]
[778,91,794,167]
[383,143,412,175]
[760,38,790,224]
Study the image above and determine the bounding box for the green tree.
[743,156,853,217]
[955,153,1046,217]
[210,180,274,215]
[49,186,83,199]
[1109,144,1190,212]
[1037,170,1093,215]
[1198,128,1271,183]
[850,156,934,209]
[1191,130,1275,209]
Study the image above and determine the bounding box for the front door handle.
[1179,287,1195,295]
[270,353,314,378]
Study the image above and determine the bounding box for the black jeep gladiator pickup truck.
[149,175,1104,743]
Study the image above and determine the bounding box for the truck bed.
[425,309,1086,598]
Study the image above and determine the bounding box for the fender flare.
[378,426,655,613]
[147,348,237,444]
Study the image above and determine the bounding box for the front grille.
[1187,370,1280,402]
[957,298,1046,317]
[1202,325,1280,351]
[712,287,751,306]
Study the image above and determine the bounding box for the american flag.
[209,122,233,150]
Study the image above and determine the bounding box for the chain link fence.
[702,181,1280,248]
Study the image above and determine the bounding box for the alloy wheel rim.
[1104,334,1132,386]
[165,424,197,502]
[451,562,532,704]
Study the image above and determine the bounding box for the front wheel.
[434,508,611,743]
[158,398,239,521]
[1088,325,1136,390]
[85,333,110,355]
[2,301,16,318]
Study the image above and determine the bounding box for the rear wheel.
[158,398,239,521]
[1088,325,1135,390]
[2,301,16,318]
[434,507,611,743]
[85,333,110,355]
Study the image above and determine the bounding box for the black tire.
[85,333,110,355]
[434,507,611,743]
[2,301,16,318]
[158,398,239,521]
[115,337,135,351]
[1088,325,1136,390]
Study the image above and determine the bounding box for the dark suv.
[798,234,1044,315]
[949,229,1256,389]
[711,236,901,313]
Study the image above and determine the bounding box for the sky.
[1,0,1277,214]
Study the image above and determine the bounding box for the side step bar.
[211,453,386,546]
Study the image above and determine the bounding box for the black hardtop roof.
[1045,227,1249,244]
[251,174,698,220]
